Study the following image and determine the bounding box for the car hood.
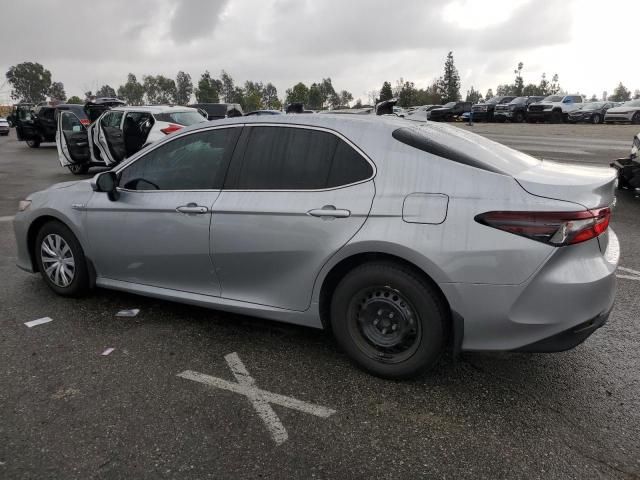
[607,105,640,113]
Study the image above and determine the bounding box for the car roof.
[110,105,200,113]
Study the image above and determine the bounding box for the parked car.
[404,105,443,121]
[494,96,545,123]
[568,102,613,124]
[14,115,619,379]
[604,100,640,124]
[0,117,9,136]
[527,94,585,123]
[244,110,283,116]
[611,131,640,189]
[429,102,471,121]
[56,105,207,174]
[188,103,243,120]
[471,96,516,122]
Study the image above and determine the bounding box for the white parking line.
[0,216,14,223]
[177,352,336,445]
[617,266,640,281]
[24,317,53,328]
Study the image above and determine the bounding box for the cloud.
[169,0,229,44]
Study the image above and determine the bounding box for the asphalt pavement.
[1,124,639,480]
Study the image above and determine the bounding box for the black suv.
[188,103,243,120]
[429,101,472,122]
[471,96,516,122]
[494,96,545,123]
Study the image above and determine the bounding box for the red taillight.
[160,123,183,135]
[475,207,611,246]
[80,119,90,126]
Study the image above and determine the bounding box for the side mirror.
[92,171,119,201]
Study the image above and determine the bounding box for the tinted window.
[229,126,372,190]
[118,128,240,191]
[154,111,206,126]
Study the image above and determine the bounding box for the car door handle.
[176,203,209,214]
[307,205,351,218]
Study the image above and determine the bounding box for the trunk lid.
[515,160,617,209]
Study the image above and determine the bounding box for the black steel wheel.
[68,163,89,175]
[26,139,40,148]
[330,262,446,379]
[632,112,640,125]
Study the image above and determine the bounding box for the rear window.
[154,111,206,126]
[392,126,539,175]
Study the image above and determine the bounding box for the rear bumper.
[441,230,619,352]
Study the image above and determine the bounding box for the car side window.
[227,126,373,190]
[118,128,240,191]
[101,112,123,129]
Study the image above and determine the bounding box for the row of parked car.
[400,96,640,125]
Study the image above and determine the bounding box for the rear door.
[95,111,126,165]
[211,125,376,311]
[55,111,90,166]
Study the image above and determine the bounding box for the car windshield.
[581,102,605,110]
[543,95,563,102]
[623,100,640,107]
[510,97,527,104]
[154,111,207,126]
[486,97,501,104]
[442,102,456,108]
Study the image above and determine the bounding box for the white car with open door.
[56,105,207,174]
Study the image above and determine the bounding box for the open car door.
[56,111,90,167]
[94,111,126,166]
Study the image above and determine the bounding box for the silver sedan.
[13,115,619,378]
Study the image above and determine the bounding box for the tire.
[68,163,89,175]
[26,139,40,148]
[330,261,446,379]
[35,221,90,297]
[591,114,601,124]
[632,112,640,125]
[514,112,525,123]
[550,110,563,124]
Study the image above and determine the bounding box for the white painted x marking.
[617,266,640,281]
[177,352,336,445]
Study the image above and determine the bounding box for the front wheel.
[632,112,640,125]
[68,163,89,175]
[35,221,90,297]
[591,114,601,124]
[550,111,563,124]
[26,139,40,148]
[330,262,446,379]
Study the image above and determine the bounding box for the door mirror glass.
[93,171,119,200]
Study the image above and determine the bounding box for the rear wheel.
[592,113,601,124]
[26,139,40,148]
[68,163,89,175]
[35,221,89,297]
[330,262,446,379]
[514,112,525,123]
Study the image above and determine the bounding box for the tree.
[353,98,363,108]
[549,74,561,95]
[496,84,512,96]
[49,82,66,102]
[379,81,393,102]
[438,51,461,103]
[465,86,482,104]
[339,90,353,107]
[6,62,52,103]
[485,88,494,100]
[398,81,416,108]
[243,81,264,112]
[589,94,598,102]
[538,73,550,96]
[285,82,309,105]
[220,70,236,103]
[262,83,280,109]
[175,71,193,105]
[513,62,524,96]
[609,82,631,102]
[318,78,336,109]
[634,89,640,100]
[307,83,323,109]
[194,71,220,103]
[117,73,145,105]
[522,83,541,96]
[67,96,83,104]
[143,75,176,104]
[96,85,117,98]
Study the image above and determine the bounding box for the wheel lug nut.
[389,313,394,319]
[377,309,383,316]
[373,319,379,326]
[392,324,397,331]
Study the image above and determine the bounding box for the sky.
[1,0,638,104]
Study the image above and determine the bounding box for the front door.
[212,125,376,311]
[85,126,241,296]
[56,111,90,166]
